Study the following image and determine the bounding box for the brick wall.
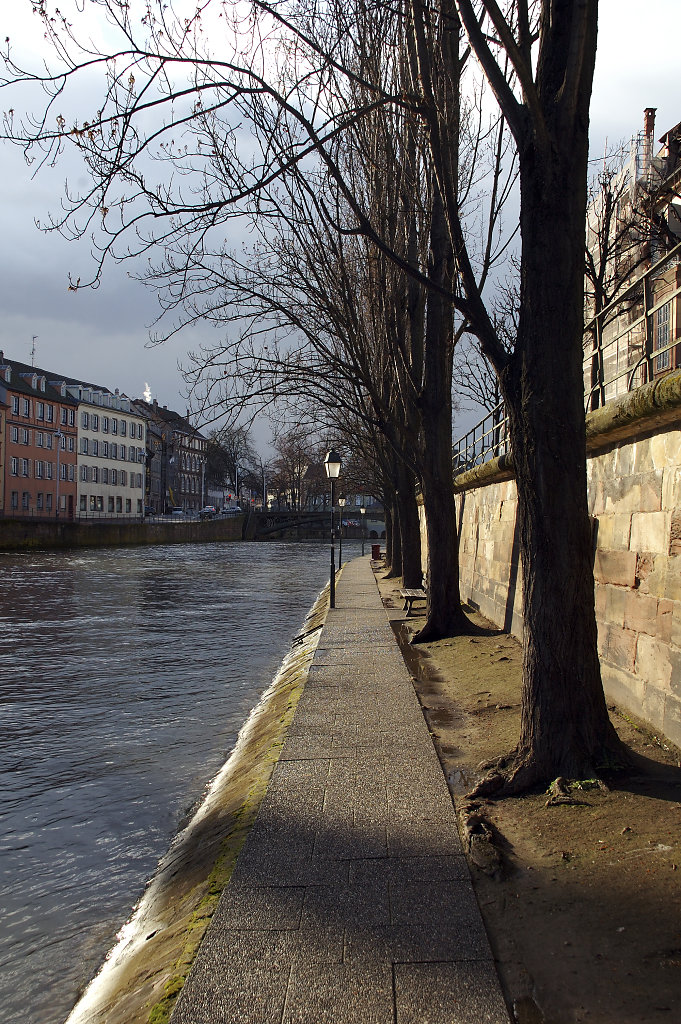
[440,419,681,749]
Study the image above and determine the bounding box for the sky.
[0,0,679,438]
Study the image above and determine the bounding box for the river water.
[0,540,356,1024]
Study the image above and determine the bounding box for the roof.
[132,398,206,440]
[0,354,78,406]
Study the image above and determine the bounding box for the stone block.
[640,471,664,512]
[593,548,637,587]
[663,564,681,602]
[632,439,655,474]
[604,584,628,625]
[662,691,681,749]
[670,508,681,556]
[622,591,659,636]
[604,478,642,516]
[641,681,666,734]
[597,514,632,550]
[635,633,672,691]
[650,429,681,470]
[662,467,681,510]
[671,602,681,648]
[614,444,636,478]
[601,663,644,712]
[658,599,674,645]
[604,624,638,673]
[630,511,669,555]
[595,584,607,621]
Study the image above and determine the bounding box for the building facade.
[0,355,78,518]
[132,399,206,513]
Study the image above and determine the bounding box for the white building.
[65,385,146,518]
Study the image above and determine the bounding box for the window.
[46,493,52,511]
[37,401,45,420]
[81,438,89,455]
[82,411,89,429]
[92,440,99,457]
[92,467,99,484]
[36,432,43,447]
[46,405,54,423]
[22,491,30,509]
[60,464,68,481]
[10,491,18,510]
[108,496,115,512]
[128,446,135,461]
[68,409,75,427]
[80,495,87,512]
[102,441,109,458]
[120,447,126,461]
[37,493,44,510]
[137,499,143,514]
[21,459,30,477]
[90,495,97,511]
[21,428,29,445]
[10,457,18,476]
[61,408,67,425]
[121,470,127,486]
[120,420,127,436]
[96,496,104,512]
[46,462,53,480]
[102,416,109,432]
[68,464,74,482]
[45,434,53,450]
[111,469,118,485]
[655,301,671,371]
[12,396,19,414]
[68,437,75,452]
[111,418,117,434]
[60,434,66,450]
[92,414,99,431]
[36,461,44,479]
[110,443,117,459]
[102,467,109,484]
[22,398,30,416]
[126,498,132,513]
[80,465,88,482]
[116,496,122,513]
[10,426,18,443]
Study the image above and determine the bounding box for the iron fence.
[452,241,681,470]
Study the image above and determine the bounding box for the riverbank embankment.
[0,515,244,551]
[64,585,329,1024]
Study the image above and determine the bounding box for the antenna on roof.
[31,336,38,366]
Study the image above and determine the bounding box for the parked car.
[221,506,243,516]
[200,505,218,519]
[170,507,186,517]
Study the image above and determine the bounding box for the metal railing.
[452,241,681,470]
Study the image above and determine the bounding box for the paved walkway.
[173,556,509,1023]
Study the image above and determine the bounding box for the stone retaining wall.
[0,515,244,551]
[441,371,681,749]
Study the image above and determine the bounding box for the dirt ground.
[376,571,681,1024]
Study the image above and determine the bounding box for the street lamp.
[360,506,366,556]
[324,449,342,608]
[338,497,346,568]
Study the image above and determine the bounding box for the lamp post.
[324,450,342,608]
[338,497,346,568]
[360,507,366,556]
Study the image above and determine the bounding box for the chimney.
[644,106,656,139]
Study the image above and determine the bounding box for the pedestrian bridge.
[245,509,332,539]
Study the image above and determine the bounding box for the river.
[0,540,357,1024]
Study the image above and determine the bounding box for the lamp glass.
[324,449,342,479]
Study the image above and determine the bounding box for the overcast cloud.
[0,0,678,429]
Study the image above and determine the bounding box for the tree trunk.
[396,459,422,588]
[413,184,471,641]
[386,497,403,578]
[491,125,624,790]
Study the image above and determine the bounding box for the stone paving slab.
[172,557,510,1024]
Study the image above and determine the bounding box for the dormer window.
[2,367,10,383]
[40,377,46,392]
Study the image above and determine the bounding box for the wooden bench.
[399,588,427,616]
